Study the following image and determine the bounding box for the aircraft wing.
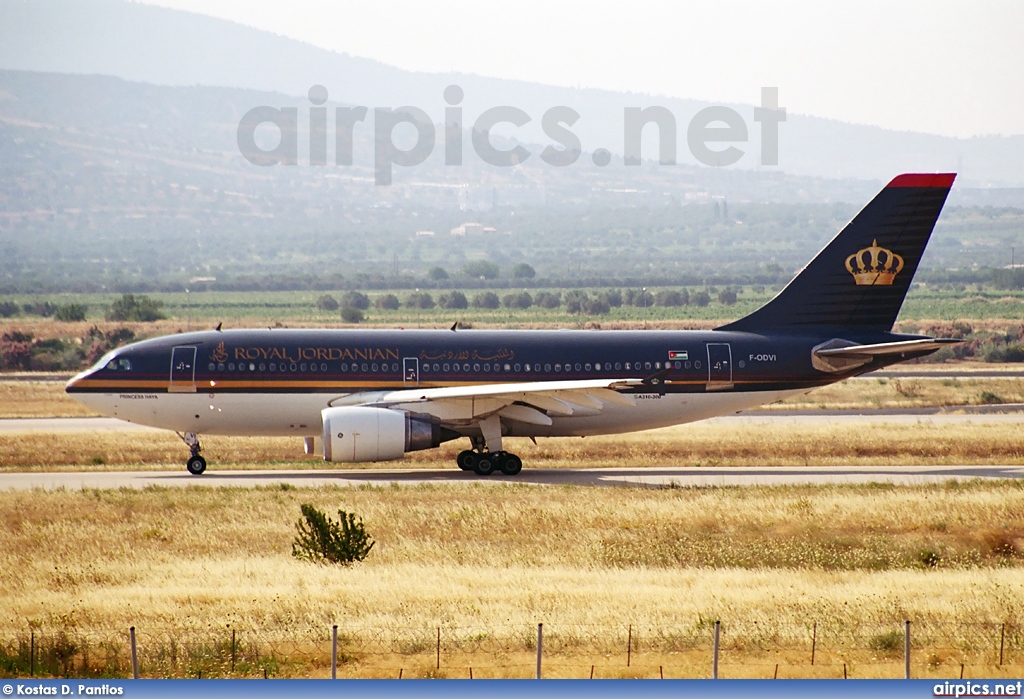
[331,378,645,426]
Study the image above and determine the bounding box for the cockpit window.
[98,352,132,372]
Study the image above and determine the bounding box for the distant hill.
[1,0,1023,186]
[1,70,1022,295]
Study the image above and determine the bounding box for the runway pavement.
[2,413,1023,490]
[2,410,1024,435]
[1,464,1022,490]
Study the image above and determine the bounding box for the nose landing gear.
[177,431,206,475]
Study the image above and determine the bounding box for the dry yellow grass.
[773,377,1024,410]
[2,419,1023,471]
[2,483,1024,678]
[0,381,98,418]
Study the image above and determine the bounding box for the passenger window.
[615,362,622,370]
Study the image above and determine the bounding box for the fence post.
[331,625,338,680]
[1000,623,1006,666]
[436,627,440,670]
[811,622,817,665]
[904,621,911,679]
[536,623,543,679]
[713,621,720,679]
[130,627,139,679]
[627,624,632,667]
[230,628,236,674]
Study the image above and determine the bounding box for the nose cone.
[65,367,107,414]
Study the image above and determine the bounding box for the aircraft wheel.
[186,455,207,475]
[499,452,523,476]
[474,453,495,476]
[456,450,477,471]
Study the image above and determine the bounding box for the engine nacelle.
[321,406,453,463]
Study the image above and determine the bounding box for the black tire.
[499,452,523,476]
[456,450,477,471]
[474,454,495,476]
[186,455,207,475]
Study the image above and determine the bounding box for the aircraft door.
[169,346,198,393]
[403,357,419,387]
[706,343,734,390]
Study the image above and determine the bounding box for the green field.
[4,284,1024,327]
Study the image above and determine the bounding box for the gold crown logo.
[845,240,904,286]
[210,341,228,363]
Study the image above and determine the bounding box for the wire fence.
[2,620,1024,679]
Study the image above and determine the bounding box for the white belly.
[77,388,808,439]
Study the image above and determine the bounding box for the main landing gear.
[177,431,207,475]
[456,449,523,476]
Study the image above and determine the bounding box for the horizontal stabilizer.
[812,338,961,373]
[815,338,962,358]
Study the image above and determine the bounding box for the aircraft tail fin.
[719,173,955,333]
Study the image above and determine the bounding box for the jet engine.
[321,406,457,462]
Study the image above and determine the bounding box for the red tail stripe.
[887,173,956,188]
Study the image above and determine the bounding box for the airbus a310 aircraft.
[67,173,959,476]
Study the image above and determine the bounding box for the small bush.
[564,290,590,314]
[340,307,364,323]
[655,289,686,307]
[54,303,88,322]
[979,391,1003,405]
[107,294,165,322]
[918,548,941,568]
[868,629,903,654]
[438,291,468,309]
[375,294,400,310]
[534,291,561,308]
[316,294,339,311]
[341,291,370,310]
[405,292,435,309]
[502,291,533,309]
[292,504,375,565]
[471,291,500,309]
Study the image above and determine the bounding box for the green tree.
[54,303,88,322]
[462,260,500,279]
[511,263,536,279]
[428,266,449,281]
[106,294,165,322]
[291,504,374,565]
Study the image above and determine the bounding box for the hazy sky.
[139,0,1024,138]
